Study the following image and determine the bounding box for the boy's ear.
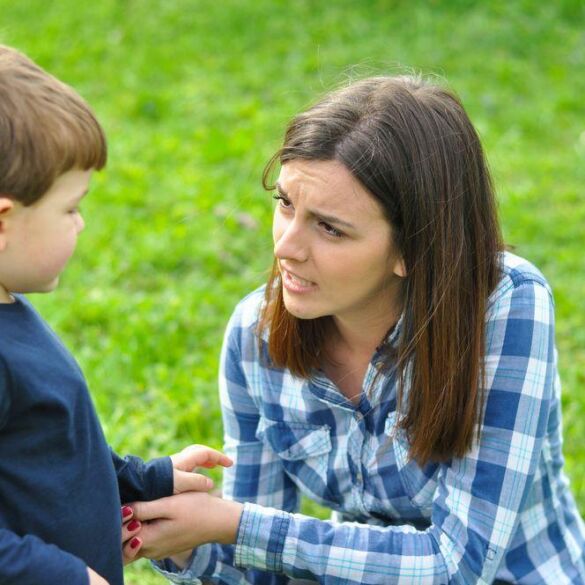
[0,197,15,252]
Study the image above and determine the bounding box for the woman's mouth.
[282,269,318,293]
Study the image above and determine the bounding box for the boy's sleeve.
[0,527,89,584]
[111,450,174,503]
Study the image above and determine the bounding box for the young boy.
[0,45,231,585]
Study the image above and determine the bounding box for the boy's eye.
[272,194,292,208]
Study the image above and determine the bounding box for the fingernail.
[121,506,132,518]
[130,537,141,549]
[206,478,214,489]
[127,520,140,531]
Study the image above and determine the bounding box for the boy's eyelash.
[272,194,290,204]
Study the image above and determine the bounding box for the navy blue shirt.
[0,296,173,584]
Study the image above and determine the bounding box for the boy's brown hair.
[0,45,107,205]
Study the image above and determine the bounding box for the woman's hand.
[129,492,244,562]
[87,567,109,585]
[171,444,233,494]
[121,505,142,565]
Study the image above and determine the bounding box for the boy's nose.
[76,214,85,233]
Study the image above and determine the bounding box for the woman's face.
[273,159,405,328]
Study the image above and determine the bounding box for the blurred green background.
[1,1,584,583]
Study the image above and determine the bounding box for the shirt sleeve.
[232,279,556,584]
[112,450,174,503]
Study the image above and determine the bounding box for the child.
[0,45,231,585]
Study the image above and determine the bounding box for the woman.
[129,75,585,584]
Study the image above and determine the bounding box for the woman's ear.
[393,256,406,278]
[0,197,15,252]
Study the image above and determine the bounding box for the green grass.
[1,1,584,583]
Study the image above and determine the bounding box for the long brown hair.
[259,75,503,465]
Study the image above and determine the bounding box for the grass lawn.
[1,1,583,583]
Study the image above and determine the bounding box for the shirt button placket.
[349,411,368,515]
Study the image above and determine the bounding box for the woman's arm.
[227,278,556,583]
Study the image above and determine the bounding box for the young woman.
[130,75,585,584]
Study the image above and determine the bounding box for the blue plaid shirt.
[156,253,585,584]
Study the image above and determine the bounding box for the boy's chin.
[14,277,61,295]
[37,278,60,293]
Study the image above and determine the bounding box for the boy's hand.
[170,444,232,494]
[87,567,110,584]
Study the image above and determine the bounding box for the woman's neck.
[331,278,404,355]
[329,306,401,361]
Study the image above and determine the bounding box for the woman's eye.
[320,222,343,238]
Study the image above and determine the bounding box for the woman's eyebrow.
[313,212,355,230]
[275,182,356,229]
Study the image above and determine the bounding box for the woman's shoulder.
[487,251,554,317]
[223,285,268,349]
[493,251,551,297]
[500,251,549,287]
[229,285,266,326]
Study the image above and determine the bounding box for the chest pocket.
[258,419,336,504]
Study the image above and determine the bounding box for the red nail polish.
[130,537,141,549]
[121,506,132,518]
[127,520,140,531]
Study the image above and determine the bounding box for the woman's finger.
[121,518,141,543]
[130,496,175,522]
[122,536,142,565]
[121,505,133,522]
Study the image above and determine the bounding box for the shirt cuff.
[152,546,212,584]
[235,502,291,573]
[144,455,174,500]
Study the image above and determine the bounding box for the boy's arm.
[0,529,90,584]
[111,449,173,503]
[112,446,232,503]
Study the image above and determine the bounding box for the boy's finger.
[173,470,214,494]
[171,445,233,471]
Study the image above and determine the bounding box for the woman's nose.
[273,220,308,263]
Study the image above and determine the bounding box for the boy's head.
[0,45,107,300]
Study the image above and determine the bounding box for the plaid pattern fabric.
[155,253,585,584]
